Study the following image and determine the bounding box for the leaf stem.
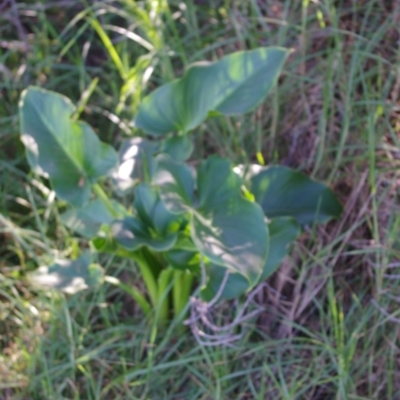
[129,253,159,309]
[172,269,194,321]
[156,267,174,326]
[92,183,117,218]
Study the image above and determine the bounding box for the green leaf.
[160,136,194,161]
[113,137,158,191]
[29,252,103,294]
[60,199,123,239]
[135,47,288,135]
[173,231,198,252]
[251,166,343,225]
[164,232,199,271]
[201,217,300,301]
[134,183,182,233]
[134,182,162,227]
[201,264,250,302]
[155,156,269,286]
[164,249,200,272]
[113,137,193,191]
[193,157,268,285]
[92,235,118,253]
[154,155,195,214]
[260,217,300,281]
[19,87,118,207]
[112,217,177,252]
[112,184,180,252]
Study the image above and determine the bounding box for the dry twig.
[185,266,266,346]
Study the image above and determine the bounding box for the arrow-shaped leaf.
[251,166,343,225]
[135,47,288,135]
[19,87,118,207]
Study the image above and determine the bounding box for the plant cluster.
[19,47,342,325]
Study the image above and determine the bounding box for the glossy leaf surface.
[113,137,194,191]
[19,87,118,207]
[154,156,268,286]
[135,47,288,135]
[251,166,343,225]
[202,217,300,301]
[154,155,195,213]
[113,137,158,191]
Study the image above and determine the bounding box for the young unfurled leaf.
[112,217,177,252]
[135,47,289,135]
[19,87,118,207]
[134,183,182,234]
[112,184,180,252]
[251,166,343,225]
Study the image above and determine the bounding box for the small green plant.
[18,47,342,326]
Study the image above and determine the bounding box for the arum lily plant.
[19,47,342,326]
